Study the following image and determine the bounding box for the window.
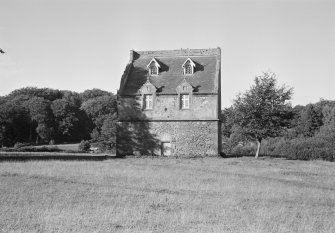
[185,63,192,75]
[180,94,189,109]
[147,58,161,75]
[144,94,153,109]
[182,58,195,75]
[149,65,158,75]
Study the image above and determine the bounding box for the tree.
[232,72,293,158]
[26,97,55,144]
[51,99,80,141]
[221,107,236,138]
[318,106,335,138]
[79,89,111,102]
[297,104,323,137]
[80,94,117,151]
[0,101,30,146]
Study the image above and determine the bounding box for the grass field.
[1,157,334,233]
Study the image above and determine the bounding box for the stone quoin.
[117,48,222,157]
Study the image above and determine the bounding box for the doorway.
[161,142,172,156]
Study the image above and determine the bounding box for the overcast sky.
[0,0,334,108]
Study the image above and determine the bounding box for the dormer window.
[185,62,192,75]
[182,58,196,75]
[149,64,158,75]
[147,58,160,76]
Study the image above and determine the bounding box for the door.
[161,142,172,156]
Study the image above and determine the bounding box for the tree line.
[221,72,335,161]
[0,87,116,150]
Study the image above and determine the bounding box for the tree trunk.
[255,138,262,158]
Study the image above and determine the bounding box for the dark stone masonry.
[117,48,222,157]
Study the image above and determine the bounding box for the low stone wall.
[116,121,220,157]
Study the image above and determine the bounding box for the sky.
[0,0,334,108]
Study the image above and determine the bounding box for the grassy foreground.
[0,157,334,233]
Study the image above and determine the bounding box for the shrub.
[78,140,91,152]
[18,146,61,152]
[230,135,335,161]
[231,142,256,156]
[261,136,335,161]
[13,142,30,149]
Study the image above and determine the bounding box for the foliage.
[79,89,112,102]
[81,95,117,152]
[78,140,91,152]
[0,87,113,147]
[51,99,81,141]
[13,142,31,149]
[221,107,235,137]
[231,142,257,156]
[296,104,323,137]
[0,146,62,153]
[234,104,335,161]
[231,72,293,157]
[26,97,55,143]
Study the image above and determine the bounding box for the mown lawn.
[0,157,334,233]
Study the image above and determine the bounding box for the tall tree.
[80,94,117,150]
[26,97,55,144]
[232,72,293,158]
[298,104,323,137]
[51,99,80,141]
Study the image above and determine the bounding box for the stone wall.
[116,120,220,157]
[118,95,219,121]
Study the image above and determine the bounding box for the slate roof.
[119,48,220,95]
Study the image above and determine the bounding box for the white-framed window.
[150,66,158,75]
[184,62,193,75]
[182,59,195,75]
[144,94,153,109]
[180,94,189,109]
[147,58,160,76]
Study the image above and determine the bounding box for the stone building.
[117,48,221,156]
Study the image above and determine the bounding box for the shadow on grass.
[0,154,125,162]
[220,152,254,158]
[220,152,288,159]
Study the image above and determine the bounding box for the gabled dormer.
[176,78,193,93]
[139,77,157,110]
[139,78,157,94]
[182,58,196,75]
[146,58,161,76]
[176,78,193,109]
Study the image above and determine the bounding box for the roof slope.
[119,48,220,95]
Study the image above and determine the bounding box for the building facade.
[117,48,221,157]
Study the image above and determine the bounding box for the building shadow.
[117,93,161,156]
[193,61,204,72]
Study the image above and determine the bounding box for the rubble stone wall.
[116,120,220,157]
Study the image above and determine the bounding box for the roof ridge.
[130,48,220,60]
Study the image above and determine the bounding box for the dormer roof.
[182,58,196,68]
[176,78,193,93]
[146,58,161,69]
[139,77,157,94]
